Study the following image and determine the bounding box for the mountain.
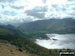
[0,25,51,56]
[18,18,75,34]
[0,24,75,56]
[0,24,24,35]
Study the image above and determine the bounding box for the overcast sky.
[0,0,75,24]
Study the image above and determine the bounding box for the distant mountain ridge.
[18,18,75,34]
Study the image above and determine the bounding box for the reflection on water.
[35,34,75,49]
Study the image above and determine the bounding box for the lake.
[35,34,75,49]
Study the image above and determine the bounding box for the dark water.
[35,34,75,49]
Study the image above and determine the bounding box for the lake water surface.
[35,34,75,49]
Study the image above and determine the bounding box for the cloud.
[0,0,75,25]
[26,11,45,18]
[10,6,24,9]
[42,0,47,3]
[68,0,74,1]
[0,0,16,3]
[25,6,48,19]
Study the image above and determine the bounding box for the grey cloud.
[52,4,75,13]
[32,6,48,12]
[26,10,45,18]
[25,6,48,18]
[10,6,24,9]
[52,5,67,11]
[69,12,75,16]
[72,7,75,10]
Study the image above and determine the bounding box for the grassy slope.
[0,43,37,56]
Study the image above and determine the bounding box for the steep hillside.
[0,43,37,56]
[19,18,75,34]
[18,18,75,39]
[0,25,51,56]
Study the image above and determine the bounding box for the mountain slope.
[0,24,75,56]
[0,25,51,56]
[19,18,75,34]
[0,43,37,56]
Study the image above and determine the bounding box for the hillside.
[0,43,37,56]
[19,18,75,34]
[0,24,75,56]
[18,18,75,39]
[0,25,51,56]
